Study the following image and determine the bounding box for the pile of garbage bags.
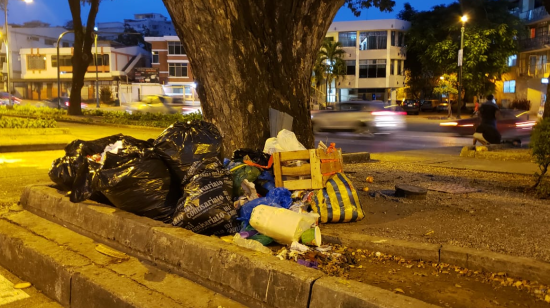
[49,124,364,268]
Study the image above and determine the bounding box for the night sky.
[4,0,456,27]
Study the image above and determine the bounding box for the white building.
[96,22,126,40]
[325,19,410,103]
[124,13,176,37]
[0,26,74,93]
[18,41,150,100]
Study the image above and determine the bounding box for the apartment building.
[125,13,176,37]
[18,41,149,100]
[144,36,196,100]
[0,25,74,94]
[324,19,410,103]
[498,0,549,117]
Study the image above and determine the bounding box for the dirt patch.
[320,161,550,263]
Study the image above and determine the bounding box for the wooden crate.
[272,148,343,190]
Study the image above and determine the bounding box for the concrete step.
[19,184,441,308]
[0,208,247,308]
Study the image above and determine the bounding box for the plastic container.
[249,205,318,245]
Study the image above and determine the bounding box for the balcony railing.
[519,35,550,51]
[518,6,549,23]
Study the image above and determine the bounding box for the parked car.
[38,97,88,109]
[421,99,448,112]
[401,99,421,115]
[311,101,406,134]
[125,95,179,114]
[0,92,22,106]
[439,109,536,138]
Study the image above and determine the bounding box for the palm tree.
[319,40,346,105]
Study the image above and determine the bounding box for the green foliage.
[402,0,525,100]
[318,40,347,103]
[510,99,531,111]
[344,0,396,16]
[100,87,112,103]
[530,118,550,197]
[0,117,57,129]
[433,74,459,97]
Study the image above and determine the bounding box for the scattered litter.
[95,244,129,260]
[290,241,310,253]
[425,230,435,236]
[232,234,272,254]
[250,205,318,245]
[394,288,405,294]
[366,176,374,183]
[13,282,31,289]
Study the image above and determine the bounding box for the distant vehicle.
[38,97,88,109]
[401,99,421,115]
[0,92,22,106]
[421,99,448,112]
[311,101,406,135]
[439,109,536,138]
[125,95,179,114]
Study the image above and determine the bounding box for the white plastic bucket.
[250,205,318,245]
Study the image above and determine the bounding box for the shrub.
[530,118,550,197]
[0,117,57,128]
[100,87,112,104]
[510,99,531,111]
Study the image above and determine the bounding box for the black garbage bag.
[49,156,80,191]
[68,136,155,203]
[93,147,180,222]
[172,157,240,235]
[232,149,271,167]
[154,121,222,183]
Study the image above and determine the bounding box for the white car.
[311,101,406,134]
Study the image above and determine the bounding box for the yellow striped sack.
[310,173,364,223]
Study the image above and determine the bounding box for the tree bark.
[162,0,344,155]
[545,85,550,119]
[68,0,100,115]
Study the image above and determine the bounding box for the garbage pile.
[49,121,365,272]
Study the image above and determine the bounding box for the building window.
[359,31,387,50]
[27,36,39,42]
[27,55,46,70]
[152,51,159,63]
[508,55,517,67]
[397,32,405,47]
[345,60,355,75]
[93,54,110,66]
[325,36,334,42]
[62,42,70,47]
[397,60,402,75]
[338,31,356,47]
[503,80,516,93]
[169,63,188,77]
[530,28,536,38]
[45,39,56,46]
[391,31,396,46]
[529,55,537,75]
[390,59,395,75]
[358,59,386,78]
[51,55,72,67]
[168,41,185,54]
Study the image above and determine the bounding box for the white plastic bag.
[277,129,306,152]
[263,137,285,155]
[249,205,318,245]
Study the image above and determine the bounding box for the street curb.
[342,152,370,163]
[21,184,441,308]
[322,230,550,286]
[0,212,244,308]
[0,143,67,153]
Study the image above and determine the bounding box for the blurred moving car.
[439,109,536,138]
[38,97,88,109]
[401,99,421,115]
[311,101,406,134]
[0,92,22,105]
[125,95,180,114]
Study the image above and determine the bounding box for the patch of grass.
[0,117,57,128]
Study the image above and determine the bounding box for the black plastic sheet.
[154,121,222,183]
[172,158,240,235]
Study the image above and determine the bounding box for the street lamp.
[56,30,73,109]
[457,15,468,119]
[2,0,33,106]
[94,26,99,108]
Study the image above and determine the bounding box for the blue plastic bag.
[238,187,292,222]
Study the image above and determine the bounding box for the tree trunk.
[545,85,550,119]
[68,0,100,116]
[162,0,344,155]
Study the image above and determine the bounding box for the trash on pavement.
[297,259,319,269]
[232,149,271,168]
[13,282,32,289]
[232,234,273,254]
[171,158,240,235]
[263,129,306,154]
[95,244,129,260]
[300,226,322,247]
[153,121,222,183]
[366,176,374,183]
[249,205,318,245]
[311,173,364,223]
[241,179,258,201]
[230,163,261,197]
[238,187,292,223]
[290,241,310,253]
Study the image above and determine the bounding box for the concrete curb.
[342,152,370,163]
[21,184,440,308]
[0,211,246,308]
[323,230,550,286]
[0,143,67,153]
